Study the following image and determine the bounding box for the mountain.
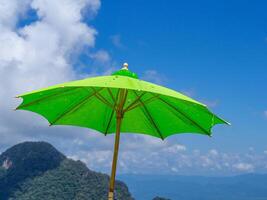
[152,197,171,200]
[119,174,267,200]
[0,142,133,200]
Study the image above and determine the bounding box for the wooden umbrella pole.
[108,115,122,199]
[108,89,127,200]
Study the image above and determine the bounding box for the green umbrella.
[16,63,229,199]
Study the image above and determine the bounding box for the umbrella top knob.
[112,62,138,79]
[122,63,129,70]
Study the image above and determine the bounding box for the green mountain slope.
[0,142,133,200]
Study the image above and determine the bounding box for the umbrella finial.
[122,62,129,70]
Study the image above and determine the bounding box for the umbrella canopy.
[16,63,229,199]
[16,67,228,138]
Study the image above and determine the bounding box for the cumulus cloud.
[0,0,101,147]
[0,0,32,29]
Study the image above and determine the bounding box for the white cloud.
[0,0,101,148]
[200,156,213,167]
[208,149,219,157]
[233,163,254,172]
[171,167,178,172]
[64,138,267,175]
[264,110,267,118]
[0,0,32,29]
[164,144,186,153]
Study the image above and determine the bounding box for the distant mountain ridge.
[0,141,133,200]
[119,174,267,200]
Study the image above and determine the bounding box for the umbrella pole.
[108,89,126,200]
[108,114,122,200]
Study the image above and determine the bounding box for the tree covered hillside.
[0,141,133,200]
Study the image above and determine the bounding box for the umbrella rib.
[143,94,160,104]
[133,91,164,140]
[124,93,160,112]
[17,87,79,110]
[107,88,116,104]
[123,92,146,112]
[158,97,210,134]
[104,90,120,135]
[91,88,114,109]
[104,109,115,136]
[50,88,103,125]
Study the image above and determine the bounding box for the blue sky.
[91,0,267,152]
[0,0,267,175]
